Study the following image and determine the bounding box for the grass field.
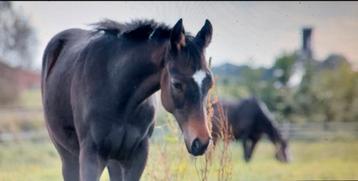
[0,139,357,181]
[1,90,357,180]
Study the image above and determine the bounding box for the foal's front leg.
[247,138,259,161]
[79,140,107,181]
[122,139,149,181]
[242,138,252,162]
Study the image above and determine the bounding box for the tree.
[294,55,318,121]
[268,53,297,122]
[272,53,296,88]
[0,1,37,105]
[0,1,37,68]
[312,63,358,123]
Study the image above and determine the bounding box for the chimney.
[302,27,313,59]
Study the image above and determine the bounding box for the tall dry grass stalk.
[146,113,184,181]
[194,57,215,181]
[194,57,234,181]
[215,101,234,181]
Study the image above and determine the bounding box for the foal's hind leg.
[107,159,124,181]
[52,141,80,181]
[79,141,107,181]
[122,139,149,181]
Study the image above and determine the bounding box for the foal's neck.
[264,117,284,145]
[124,71,161,116]
[123,45,167,117]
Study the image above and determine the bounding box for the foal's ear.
[170,19,186,52]
[195,19,213,50]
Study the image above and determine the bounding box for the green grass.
[1,89,357,180]
[0,139,357,181]
[18,89,42,109]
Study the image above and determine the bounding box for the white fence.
[279,122,358,140]
[0,107,357,142]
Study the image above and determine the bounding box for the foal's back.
[211,97,267,140]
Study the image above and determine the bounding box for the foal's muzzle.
[190,138,210,156]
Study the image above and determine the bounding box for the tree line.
[215,52,358,123]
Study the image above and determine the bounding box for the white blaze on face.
[192,70,207,91]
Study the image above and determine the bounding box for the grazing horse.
[211,97,290,163]
[41,18,214,181]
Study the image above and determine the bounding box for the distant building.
[287,27,315,87]
[0,61,40,92]
[287,27,351,87]
[318,54,350,70]
[301,27,313,60]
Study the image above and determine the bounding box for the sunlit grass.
[0,89,43,134]
[0,141,60,181]
[0,139,357,181]
[1,89,357,180]
[18,89,42,109]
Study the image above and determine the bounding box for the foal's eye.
[173,82,183,91]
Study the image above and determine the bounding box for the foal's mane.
[91,19,202,71]
[91,19,171,41]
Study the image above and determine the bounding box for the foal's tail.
[41,33,66,95]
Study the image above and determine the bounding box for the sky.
[12,1,358,70]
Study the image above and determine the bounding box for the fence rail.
[0,108,357,142]
[278,122,358,140]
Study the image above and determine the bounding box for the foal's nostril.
[191,138,209,156]
[191,139,201,153]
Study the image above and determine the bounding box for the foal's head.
[275,139,290,163]
[161,19,213,156]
